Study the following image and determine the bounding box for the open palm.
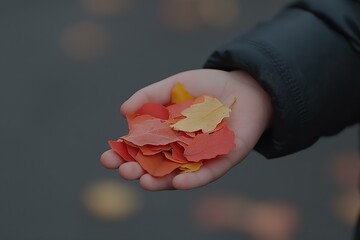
[100,69,273,190]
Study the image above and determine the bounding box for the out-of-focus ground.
[0,1,358,240]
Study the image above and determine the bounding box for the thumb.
[120,74,185,115]
[120,69,230,115]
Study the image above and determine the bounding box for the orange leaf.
[125,143,139,159]
[108,140,135,162]
[135,102,169,120]
[171,82,193,104]
[139,144,171,155]
[179,162,203,173]
[122,118,179,146]
[184,125,235,162]
[184,131,197,138]
[171,96,232,133]
[163,143,188,163]
[192,95,205,104]
[126,114,154,131]
[122,139,137,147]
[211,120,226,133]
[135,151,181,177]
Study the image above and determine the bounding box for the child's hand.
[100,69,273,191]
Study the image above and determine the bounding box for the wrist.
[230,70,274,130]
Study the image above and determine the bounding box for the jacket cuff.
[205,38,315,158]
[205,4,360,159]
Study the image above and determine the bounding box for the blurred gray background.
[0,1,358,240]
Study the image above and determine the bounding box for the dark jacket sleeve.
[204,0,360,158]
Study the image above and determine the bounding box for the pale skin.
[100,69,273,191]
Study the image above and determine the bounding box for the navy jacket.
[205,0,360,238]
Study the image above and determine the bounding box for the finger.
[172,157,233,190]
[118,162,146,180]
[120,69,229,115]
[120,77,178,114]
[139,173,176,191]
[100,150,125,169]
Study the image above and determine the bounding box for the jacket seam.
[245,39,308,125]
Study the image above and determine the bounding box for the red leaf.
[135,151,181,177]
[135,102,169,120]
[171,142,187,161]
[184,131,197,138]
[108,140,135,162]
[176,131,193,145]
[122,118,179,146]
[177,141,188,148]
[184,125,235,162]
[166,100,193,119]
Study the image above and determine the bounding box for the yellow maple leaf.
[171,83,194,104]
[171,96,231,133]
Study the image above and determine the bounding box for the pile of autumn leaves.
[109,83,236,177]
